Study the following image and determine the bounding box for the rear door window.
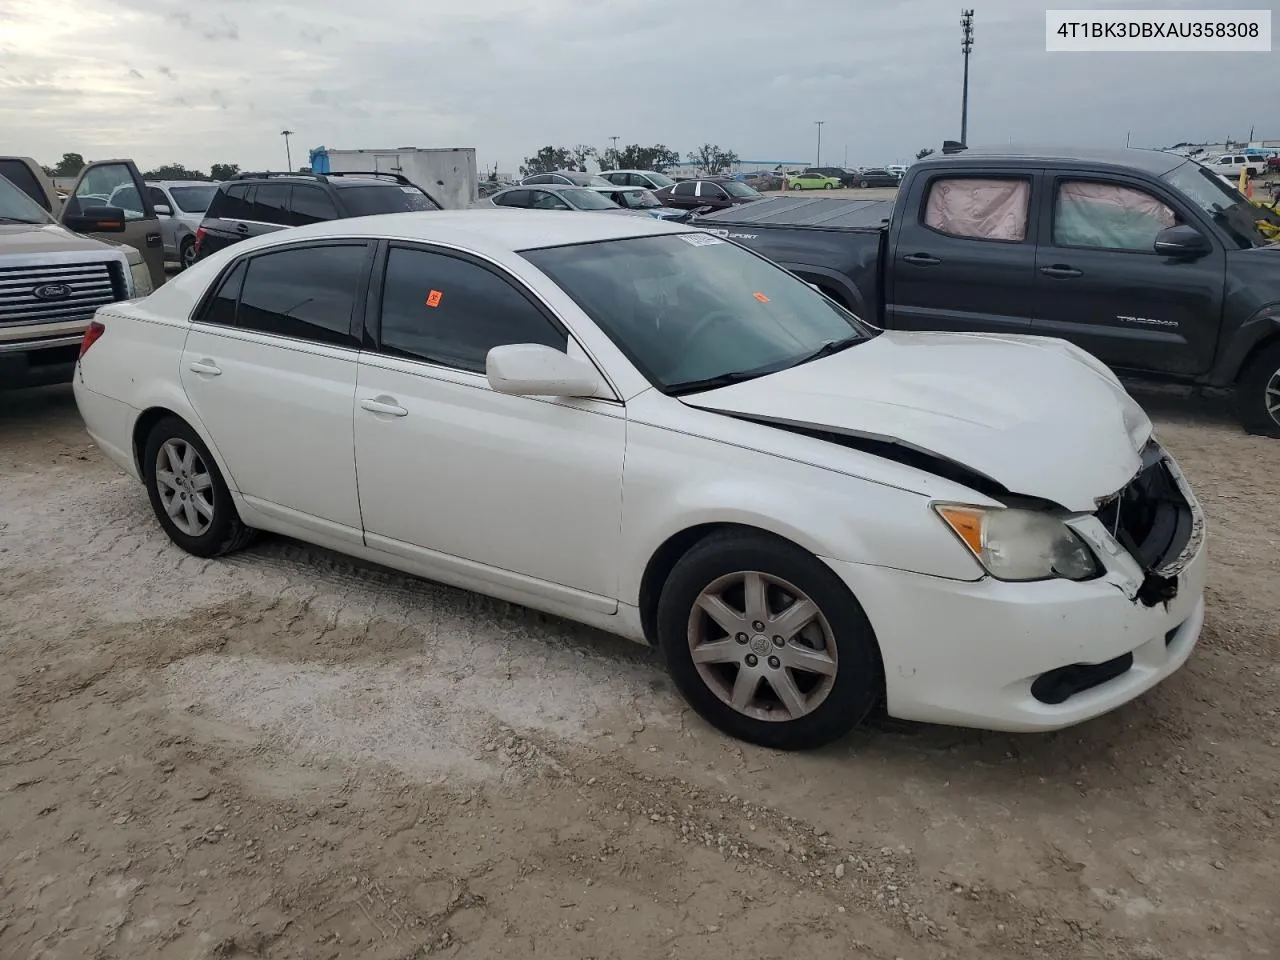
[235,244,369,347]
[923,177,1031,242]
[209,184,252,220]
[672,181,697,197]
[250,183,292,223]
[289,185,339,225]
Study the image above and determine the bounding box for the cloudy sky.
[1,0,1276,176]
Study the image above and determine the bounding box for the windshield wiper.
[785,334,863,369]
[665,368,774,397]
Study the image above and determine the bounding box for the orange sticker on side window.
[753,292,770,303]
[425,289,443,308]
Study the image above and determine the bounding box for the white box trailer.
[319,147,478,210]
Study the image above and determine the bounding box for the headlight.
[934,504,1099,582]
[129,257,154,298]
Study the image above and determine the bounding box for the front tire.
[143,416,257,557]
[859,180,868,188]
[179,237,196,271]
[657,530,883,750]
[824,182,834,189]
[1236,341,1280,437]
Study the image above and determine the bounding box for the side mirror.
[486,343,600,397]
[154,204,172,217]
[64,206,127,233]
[1153,224,1211,259]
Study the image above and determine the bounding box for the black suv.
[194,171,442,260]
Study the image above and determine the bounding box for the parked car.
[886,164,909,178]
[147,180,220,270]
[599,186,691,221]
[1267,155,1280,174]
[520,171,615,189]
[744,172,786,191]
[803,166,860,187]
[787,172,841,191]
[851,168,901,188]
[1204,154,1265,178]
[692,144,1280,435]
[653,178,763,212]
[474,184,644,217]
[0,170,153,390]
[193,171,442,261]
[598,170,678,191]
[72,209,1207,749]
[1,155,166,288]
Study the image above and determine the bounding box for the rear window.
[338,184,441,216]
[169,184,218,214]
[0,159,51,212]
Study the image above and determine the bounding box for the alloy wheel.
[181,241,197,269]
[686,570,838,722]
[1267,367,1280,428]
[155,439,215,537]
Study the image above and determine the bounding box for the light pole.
[814,121,824,167]
[281,129,295,172]
[609,135,620,169]
[960,10,974,146]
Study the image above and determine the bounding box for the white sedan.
[73,210,1208,750]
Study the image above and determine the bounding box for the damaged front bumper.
[821,442,1208,732]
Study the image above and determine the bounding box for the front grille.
[0,261,119,328]
[1094,442,1194,574]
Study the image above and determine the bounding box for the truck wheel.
[859,180,868,188]
[1236,340,1280,437]
[179,237,196,271]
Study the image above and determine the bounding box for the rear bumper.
[0,336,82,390]
[73,377,139,479]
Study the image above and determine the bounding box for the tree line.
[518,142,740,178]
[40,153,242,182]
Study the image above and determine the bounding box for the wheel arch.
[130,398,240,496]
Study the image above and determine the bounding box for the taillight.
[193,226,206,255]
[79,321,105,360]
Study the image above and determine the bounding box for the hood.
[679,330,1152,512]
[0,221,115,255]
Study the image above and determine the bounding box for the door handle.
[903,253,942,266]
[1040,265,1083,278]
[188,359,221,376]
[360,396,408,417]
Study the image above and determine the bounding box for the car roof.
[915,145,1187,176]
[223,175,409,190]
[503,183,597,193]
[146,180,219,188]
[201,209,692,255]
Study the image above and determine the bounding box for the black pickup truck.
[691,145,1280,436]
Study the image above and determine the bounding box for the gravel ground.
[1,384,1276,960]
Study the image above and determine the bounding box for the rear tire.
[1235,341,1280,437]
[657,529,883,750]
[179,237,196,271]
[859,180,868,188]
[143,416,257,557]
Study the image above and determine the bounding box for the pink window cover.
[1059,181,1174,225]
[924,178,1029,241]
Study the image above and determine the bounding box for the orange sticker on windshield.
[425,289,443,308]
[753,292,770,303]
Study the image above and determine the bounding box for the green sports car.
[786,172,840,190]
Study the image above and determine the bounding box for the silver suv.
[145,181,221,270]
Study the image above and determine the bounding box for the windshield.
[562,188,619,210]
[0,174,53,224]
[647,172,675,188]
[522,233,871,392]
[722,181,761,198]
[566,173,614,188]
[619,190,661,209]
[169,185,218,214]
[1161,160,1269,248]
[339,184,441,215]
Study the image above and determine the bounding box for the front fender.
[617,419,987,607]
[1211,302,1280,385]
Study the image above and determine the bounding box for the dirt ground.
[1,385,1276,960]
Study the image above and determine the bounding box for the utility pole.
[281,130,295,172]
[609,135,620,168]
[843,143,848,167]
[960,10,974,147]
[814,121,824,167]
